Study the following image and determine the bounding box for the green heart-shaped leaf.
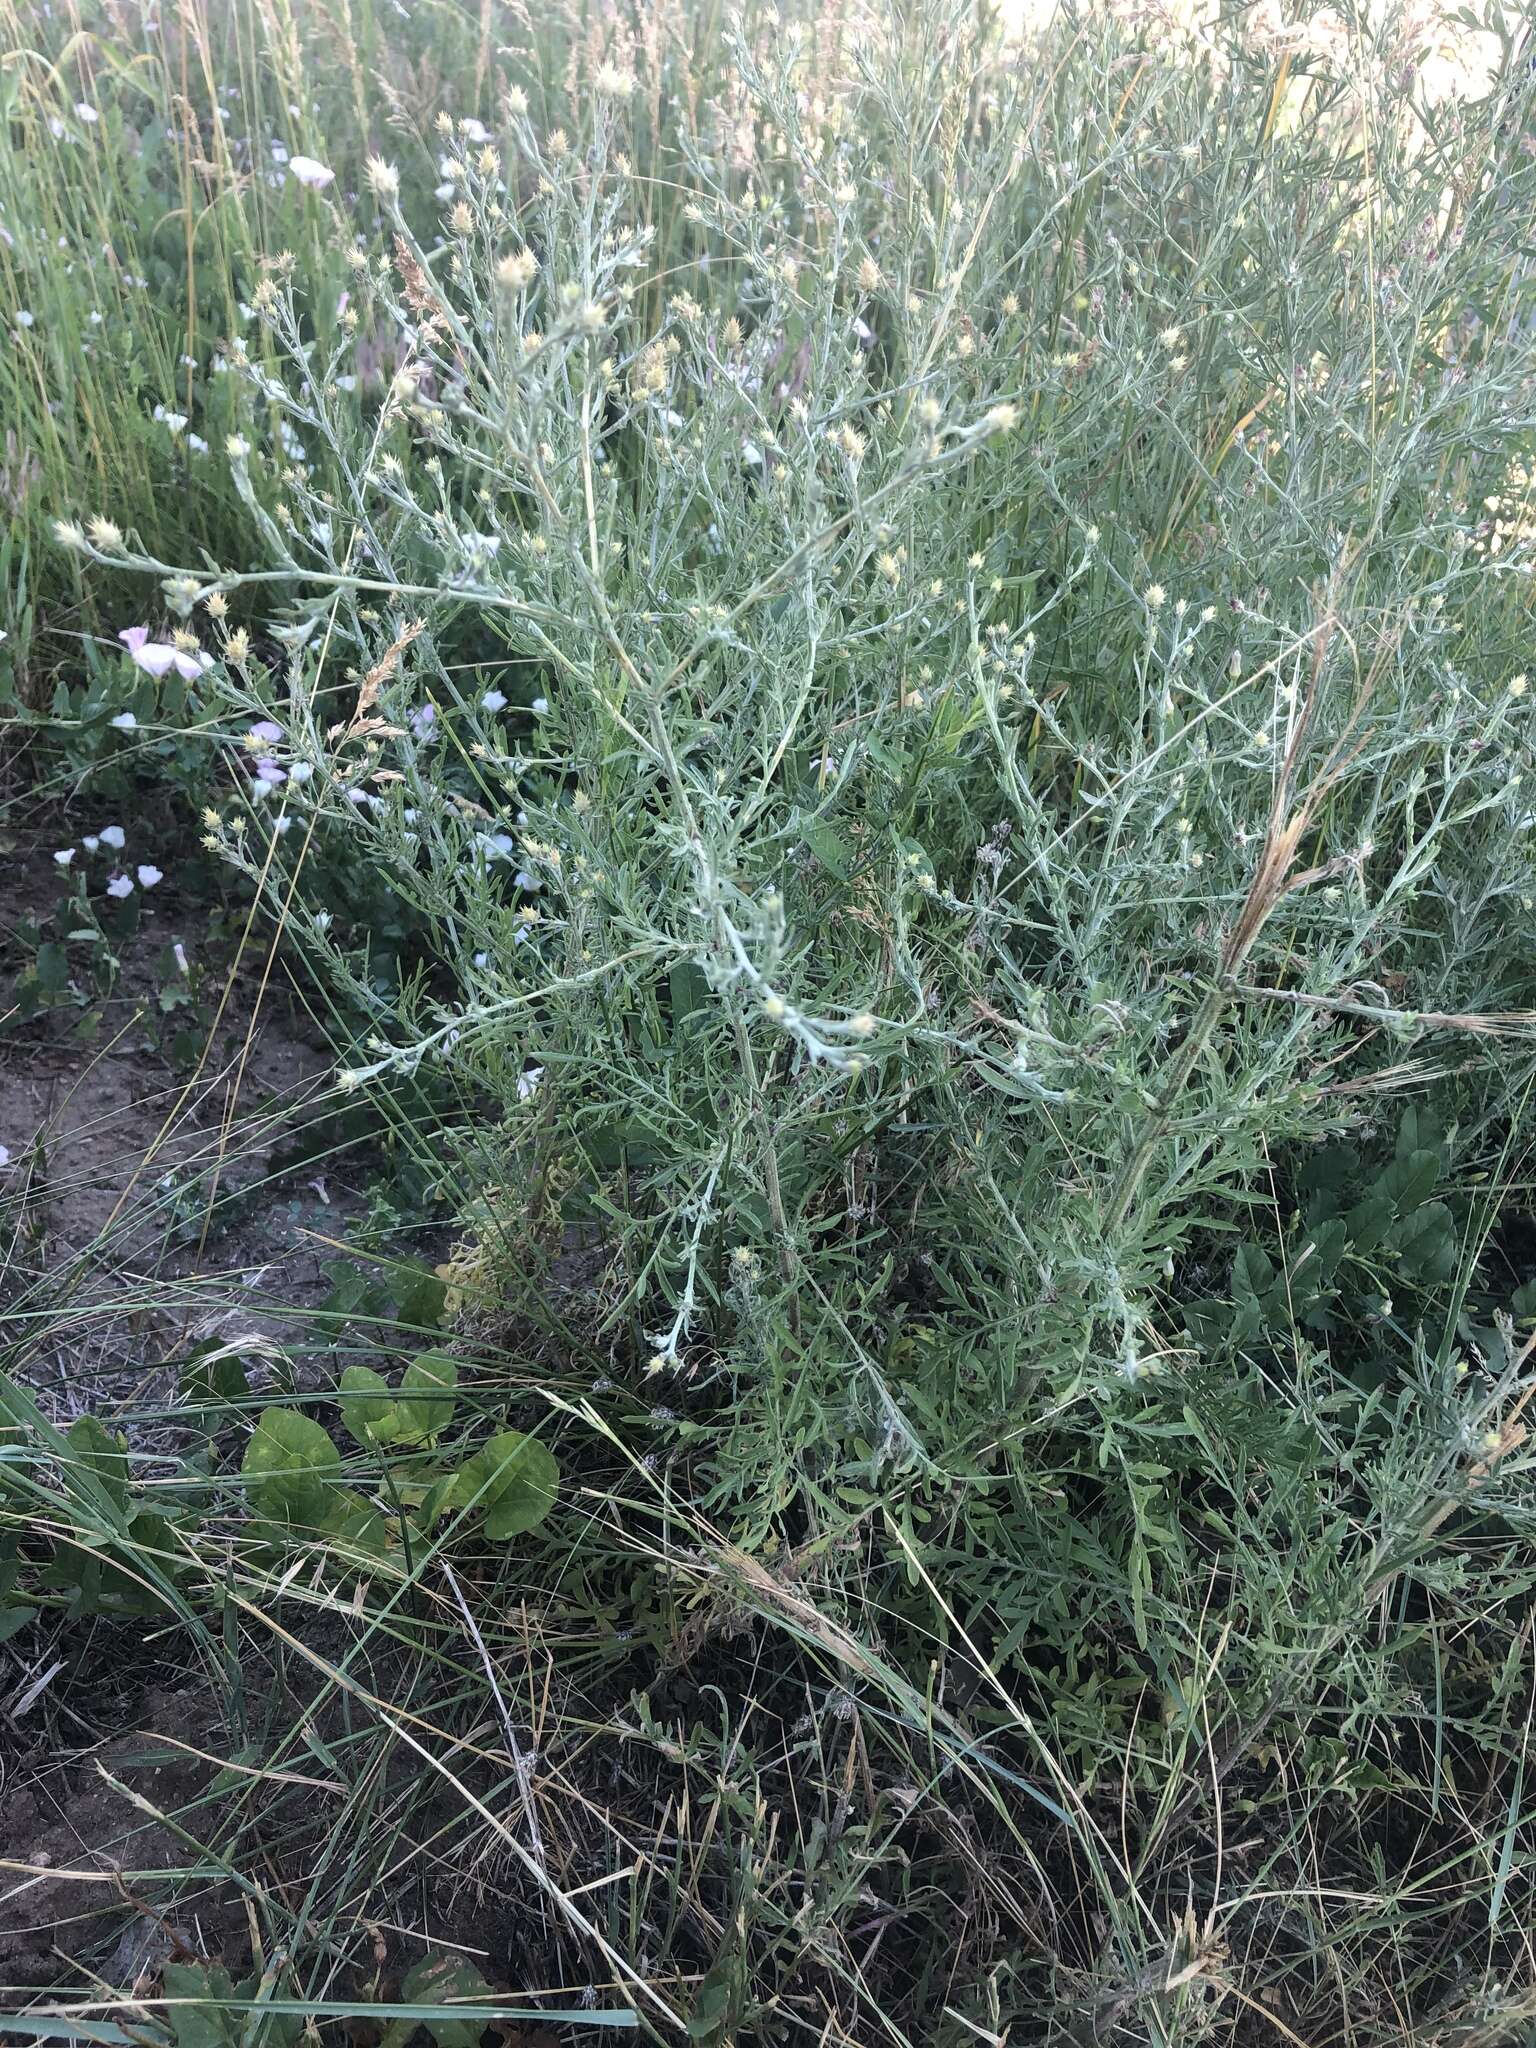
[453,1430,560,1540]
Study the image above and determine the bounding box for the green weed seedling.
[0,1387,198,1628]
[244,1355,560,1558]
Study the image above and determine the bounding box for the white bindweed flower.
[531,696,548,714]
[482,689,507,712]
[289,155,335,190]
[100,825,125,850]
[110,711,138,730]
[136,864,163,888]
[119,625,214,681]
[54,848,75,867]
[106,874,134,898]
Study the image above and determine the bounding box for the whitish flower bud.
[496,248,539,291]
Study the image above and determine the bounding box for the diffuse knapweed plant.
[56,3,1536,1598]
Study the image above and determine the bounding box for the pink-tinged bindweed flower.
[289,156,335,190]
[249,720,284,745]
[119,626,214,681]
[106,874,134,899]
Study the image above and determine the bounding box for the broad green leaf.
[178,1343,251,1427]
[801,814,854,880]
[395,1352,458,1446]
[66,1414,131,1518]
[327,1490,390,1563]
[453,1430,560,1540]
[241,1408,340,1527]
[393,1263,447,1333]
[381,1954,496,2048]
[1344,1193,1394,1254]
[337,1364,399,1447]
[34,942,70,994]
[1381,1148,1441,1215]
[1394,1200,1457,1285]
[161,1961,239,2048]
[1231,1242,1274,1302]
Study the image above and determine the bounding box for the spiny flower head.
[496,248,539,291]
